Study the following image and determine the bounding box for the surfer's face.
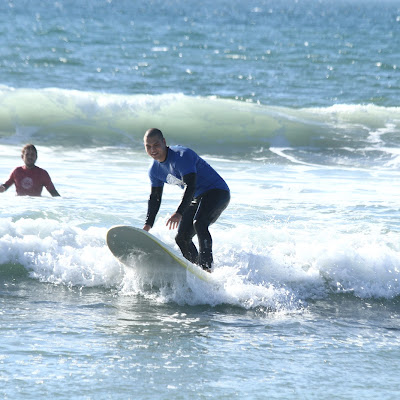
[144,135,167,162]
[21,148,37,169]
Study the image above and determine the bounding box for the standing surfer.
[143,128,230,272]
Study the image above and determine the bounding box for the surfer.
[0,144,60,197]
[143,128,230,272]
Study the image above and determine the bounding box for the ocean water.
[1,0,400,398]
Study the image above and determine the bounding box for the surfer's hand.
[166,212,182,230]
[143,224,151,232]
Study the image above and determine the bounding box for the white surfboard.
[106,225,214,284]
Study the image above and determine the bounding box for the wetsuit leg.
[193,189,230,270]
[175,201,199,264]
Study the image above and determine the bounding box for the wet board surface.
[106,225,213,283]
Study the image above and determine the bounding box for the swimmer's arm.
[0,182,11,193]
[49,188,61,197]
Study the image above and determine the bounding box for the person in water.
[0,144,60,197]
[143,128,230,272]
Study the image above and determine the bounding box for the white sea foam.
[1,204,400,308]
[1,127,400,308]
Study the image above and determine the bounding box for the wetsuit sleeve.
[176,172,196,215]
[145,186,163,227]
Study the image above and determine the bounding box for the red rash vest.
[4,166,57,196]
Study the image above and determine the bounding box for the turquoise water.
[1,0,400,399]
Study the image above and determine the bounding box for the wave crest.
[0,87,399,167]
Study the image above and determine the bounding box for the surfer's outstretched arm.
[143,186,163,231]
[166,173,196,230]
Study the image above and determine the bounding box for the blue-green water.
[1,0,399,107]
[1,0,400,398]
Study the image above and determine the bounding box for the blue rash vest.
[148,146,229,198]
